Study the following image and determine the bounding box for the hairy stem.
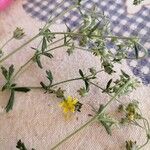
[0,3,77,64]
[0,37,14,50]
[50,79,132,149]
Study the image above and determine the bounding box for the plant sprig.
[0,0,149,149]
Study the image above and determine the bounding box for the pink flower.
[0,0,13,11]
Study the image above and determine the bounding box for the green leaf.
[106,79,112,90]
[77,87,88,97]
[1,66,8,79]
[11,83,17,88]
[64,34,67,46]
[40,82,47,90]
[42,37,47,52]
[102,61,115,74]
[98,113,117,135]
[2,83,8,91]
[5,90,15,112]
[87,21,101,37]
[13,87,31,93]
[89,67,97,76]
[67,44,75,55]
[46,70,53,85]
[78,0,82,5]
[100,121,112,135]
[16,140,27,150]
[121,70,130,78]
[98,104,104,113]
[9,64,14,78]
[35,55,43,69]
[133,0,144,5]
[125,140,138,150]
[134,43,139,59]
[79,69,84,78]
[84,79,89,91]
[43,52,53,58]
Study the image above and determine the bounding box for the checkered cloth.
[23,0,150,85]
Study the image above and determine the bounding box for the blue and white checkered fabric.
[23,0,150,85]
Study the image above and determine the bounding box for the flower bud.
[13,27,25,40]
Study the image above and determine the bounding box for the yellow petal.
[63,108,69,113]
[72,98,78,104]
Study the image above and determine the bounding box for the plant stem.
[0,3,77,64]
[51,77,83,87]
[90,81,150,149]
[28,77,86,90]
[0,34,39,64]
[27,70,104,90]
[11,44,65,81]
[51,32,140,40]
[44,44,65,53]
[138,138,149,150]
[12,57,34,80]
[51,115,98,150]
[0,37,14,50]
[50,79,131,149]
[89,81,125,105]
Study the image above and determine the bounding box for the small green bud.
[13,27,25,40]
[55,88,65,99]
[77,87,88,97]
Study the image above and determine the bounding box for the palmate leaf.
[97,113,117,135]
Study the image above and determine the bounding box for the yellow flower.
[59,96,78,114]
